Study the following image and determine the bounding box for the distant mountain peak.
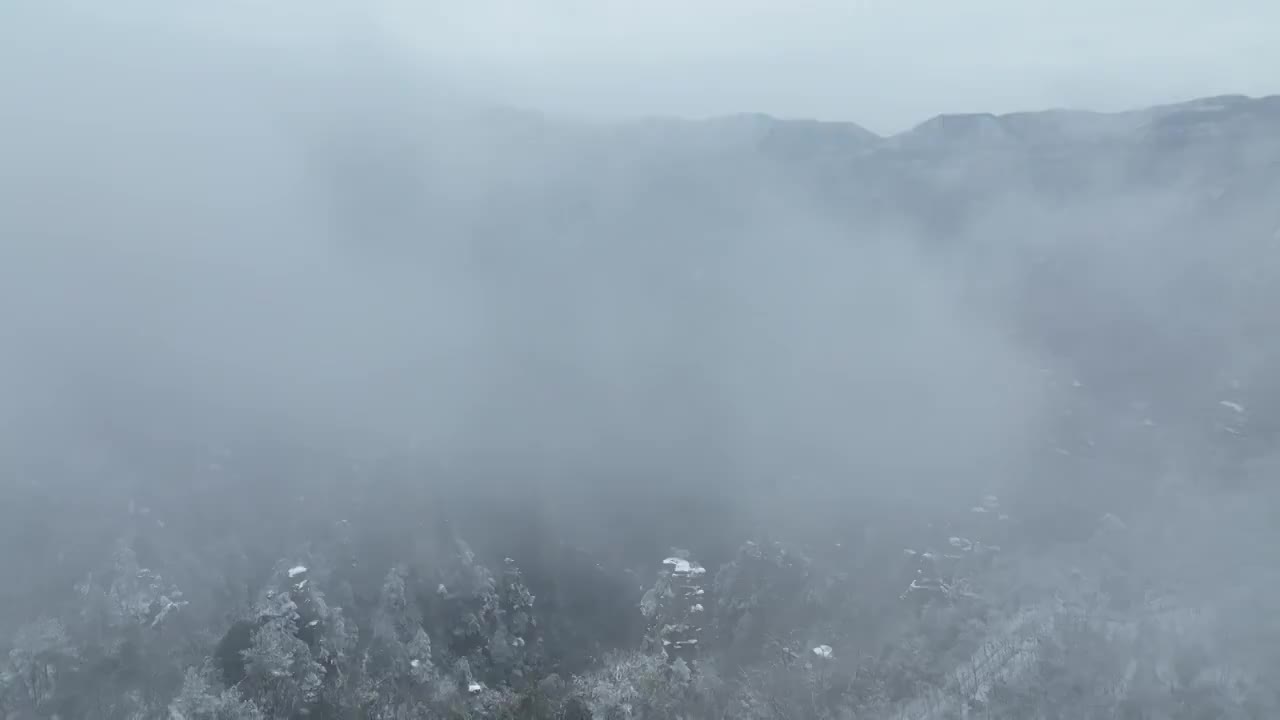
[891,94,1280,148]
[894,112,1013,147]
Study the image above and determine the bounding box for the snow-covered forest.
[3,4,1280,719]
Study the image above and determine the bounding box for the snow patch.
[288,565,308,578]
[812,645,834,659]
[662,557,706,575]
[663,557,691,573]
[1220,400,1245,413]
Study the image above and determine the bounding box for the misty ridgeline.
[3,7,1280,720]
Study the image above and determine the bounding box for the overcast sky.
[378,0,1278,134]
[11,1,1277,136]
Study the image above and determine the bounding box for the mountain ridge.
[667,93,1280,148]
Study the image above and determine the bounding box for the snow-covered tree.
[490,557,538,680]
[426,539,539,686]
[640,551,708,663]
[355,565,437,718]
[711,541,813,666]
[572,650,715,720]
[901,494,1008,607]
[168,667,264,720]
[237,563,355,717]
[62,538,192,717]
[0,617,79,717]
[73,539,189,655]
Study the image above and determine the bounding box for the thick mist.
[2,4,1277,719]
[0,6,1041,535]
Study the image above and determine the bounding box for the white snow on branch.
[662,557,706,575]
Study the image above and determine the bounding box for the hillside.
[3,23,1280,716]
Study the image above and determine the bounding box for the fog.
[1,3,1278,719]
[1,3,1039,513]
[393,0,1280,132]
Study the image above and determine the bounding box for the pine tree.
[356,566,437,718]
[168,667,264,720]
[237,563,355,717]
[641,551,708,664]
[0,617,79,717]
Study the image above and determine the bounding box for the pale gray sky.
[13,0,1277,135]
[380,0,1278,134]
